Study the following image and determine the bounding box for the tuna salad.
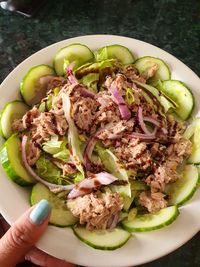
[0,43,198,250]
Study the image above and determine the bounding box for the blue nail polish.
[30,199,51,225]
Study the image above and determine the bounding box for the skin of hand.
[0,199,75,267]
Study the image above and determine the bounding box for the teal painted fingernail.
[30,199,51,225]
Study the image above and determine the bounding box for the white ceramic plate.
[0,35,200,267]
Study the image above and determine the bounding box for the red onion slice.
[79,86,95,98]
[107,213,119,229]
[66,63,78,84]
[109,83,131,120]
[21,135,74,191]
[127,131,157,140]
[143,116,168,134]
[83,136,98,170]
[143,116,160,127]
[68,172,118,199]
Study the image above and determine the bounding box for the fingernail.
[30,199,51,225]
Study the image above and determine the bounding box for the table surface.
[0,0,200,266]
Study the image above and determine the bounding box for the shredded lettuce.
[96,145,131,197]
[62,94,85,178]
[42,136,70,162]
[81,73,99,93]
[36,156,62,184]
[76,59,117,78]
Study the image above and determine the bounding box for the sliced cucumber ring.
[158,80,194,120]
[0,134,35,186]
[73,226,131,250]
[0,100,29,139]
[20,64,55,106]
[188,148,200,165]
[31,183,78,227]
[134,56,171,86]
[95,44,135,64]
[54,43,94,76]
[186,118,200,164]
[165,165,198,206]
[122,206,179,232]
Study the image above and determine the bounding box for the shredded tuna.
[145,165,181,192]
[97,120,134,140]
[52,160,77,176]
[95,92,121,127]
[72,96,98,133]
[123,65,146,83]
[54,114,68,136]
[139,191,167,213]
[67,192,123,230]
[45,76,68,91]
[50,95,64,115]
[26,140,41,166]
[167,138,192,157]
[116,138,152,171]
[12,119,24,132]
[22,106,40,129]
[31,112,57,142]
[142,63,159,80]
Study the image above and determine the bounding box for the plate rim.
[0,34,200,267]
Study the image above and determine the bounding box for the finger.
[25,247,75,267]
[0,199,51,267]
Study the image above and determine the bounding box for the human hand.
[0,199,75,267]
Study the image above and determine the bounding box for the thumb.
[0,199,51,267]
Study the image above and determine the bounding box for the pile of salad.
[0,43,199,250]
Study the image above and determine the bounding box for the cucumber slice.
[54,43,94,76]
[188,148,200,165]
[73,226,131,250]
[158,80,194,120]
[122,206,179,232]
[186,118,200,164]
[165,165,198,206]
[197,165,200,184]
[95,45,135,64]
[20,64,55,106]
[134,56,171,86]
[31,183,78,227]
[0,100,29,139]
[0,134,35,186]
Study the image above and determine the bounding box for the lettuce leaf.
[95,47,108,61]
[96,145,131,197]
[42,136,70,162]
[81,73,99,93]
[62,94,85,178]
[36,156,62,184]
